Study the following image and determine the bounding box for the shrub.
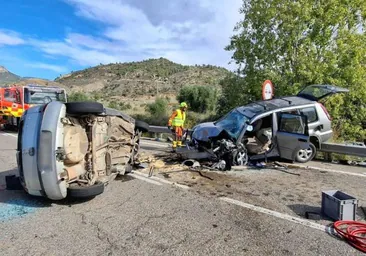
[145,97,169,117]
[177,85,218,113]
[67,92,92,102]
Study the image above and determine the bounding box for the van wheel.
[295,142,316,163]
[67,181,105,198]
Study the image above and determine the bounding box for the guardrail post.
[323,152,332,162]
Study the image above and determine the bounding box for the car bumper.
[37,101,67,200]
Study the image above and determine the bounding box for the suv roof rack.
[277,97,292,105]
[252,102,267,110]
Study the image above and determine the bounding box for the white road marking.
[0,132,17,138]
[127,173,163,186]
[298,165,366,178]
[133,170,190,189]
[219,197,329,233]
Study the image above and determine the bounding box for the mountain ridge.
[0,66,21,85]
[0,58,232,114]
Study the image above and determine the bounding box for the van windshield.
[214,110,249,139]
[24,88,66,104]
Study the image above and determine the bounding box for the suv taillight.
[320,103,332,121]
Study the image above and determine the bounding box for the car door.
[275,112,310,160]
[296,84,349,101]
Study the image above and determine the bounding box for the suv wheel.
[295,142,316,163]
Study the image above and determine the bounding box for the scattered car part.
[5,175,23,190]
[305,212,321,220]
[182,159,201,169]
[148,166,154,177]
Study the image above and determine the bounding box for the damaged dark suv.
[182,84,348,169]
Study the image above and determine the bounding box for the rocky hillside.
[0,66,21,85]
[55,58,232,99]
[0,59,232,115]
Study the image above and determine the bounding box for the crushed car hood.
[191,122,225,142]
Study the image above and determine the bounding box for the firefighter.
[168,102,188,151]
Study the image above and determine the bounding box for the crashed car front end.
[184,110,251,170]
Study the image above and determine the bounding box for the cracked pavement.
[0,132,364,255]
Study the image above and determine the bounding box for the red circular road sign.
[262,80,274,100]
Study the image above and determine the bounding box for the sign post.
[262,80,274,100]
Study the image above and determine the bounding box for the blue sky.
[0,0,242,80]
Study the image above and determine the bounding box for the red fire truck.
[0,84,67,129]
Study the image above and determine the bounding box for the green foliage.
[177,85,219,113]
[108,101,131,111]
[223,0,366,142]
[143,97,170,125]
[67,92,92,102]
[146,97,169,116]
[216,74,260,116]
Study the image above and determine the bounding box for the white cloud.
[60,0,243,69]
[26,62,68,73]
[0,30,25,46]
[2,1,243,72]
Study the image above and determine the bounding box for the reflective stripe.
[10,108,24,117]
[172,109,186,127]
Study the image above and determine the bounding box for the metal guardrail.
[320,142,366,158]
[148,125,172,134]
[147,126,366,158]
[148,125,193,135]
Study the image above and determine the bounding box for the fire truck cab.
[0,84,67,129]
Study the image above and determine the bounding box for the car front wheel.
[295,142,316,163]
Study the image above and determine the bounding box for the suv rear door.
[297,84,349,101]
[276,113,310,160]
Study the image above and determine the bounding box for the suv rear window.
[299,107,317,123]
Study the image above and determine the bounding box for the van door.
[276,113,310,160]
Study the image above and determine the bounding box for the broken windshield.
[214,109,249,139]
[24,88,66,104]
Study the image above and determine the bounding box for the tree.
[216,74,256,116]
[224,0,366,142]
[177,85,219,113]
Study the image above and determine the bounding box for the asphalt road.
[0,131,364,256]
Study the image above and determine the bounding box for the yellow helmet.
[180,102,187,108]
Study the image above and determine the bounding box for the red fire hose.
[333,220,366,253]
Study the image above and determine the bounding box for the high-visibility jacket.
[168,108,186,127]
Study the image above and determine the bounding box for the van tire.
[67,181,105,198]
[295,142,316,163]
[65,102,104,115]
